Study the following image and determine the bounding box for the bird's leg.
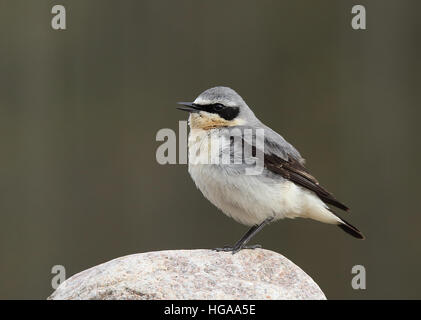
[213,217,273,254]
[214,225,259,252]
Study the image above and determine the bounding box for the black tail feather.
[338,217,365,239]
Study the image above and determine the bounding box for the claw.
[212,244,262,254]
[212,246,234,252]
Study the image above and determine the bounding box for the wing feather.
[264,152,350,211]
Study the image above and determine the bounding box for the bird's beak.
[176,102,202,113]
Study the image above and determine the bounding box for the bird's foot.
[212,244,262,254]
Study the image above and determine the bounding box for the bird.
[177,86,364,254]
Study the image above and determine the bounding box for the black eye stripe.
[194,103,224,113]
[193,103,239,121]
[213,104,224,111]
[218,106,240,120]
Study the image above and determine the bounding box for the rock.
[48,249,326,300]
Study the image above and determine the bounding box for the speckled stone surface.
[48,249,326,300]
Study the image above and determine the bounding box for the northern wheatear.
[177,86,364,254]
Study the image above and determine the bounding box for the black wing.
[232,128,349,212]
[264,152,350,212]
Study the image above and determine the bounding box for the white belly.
[187,128,340,226]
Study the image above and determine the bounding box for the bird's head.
[177,86,257,130]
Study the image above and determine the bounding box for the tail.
[337,216,365,239]
[304,194,365,239]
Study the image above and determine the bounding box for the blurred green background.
[0,0,420,299]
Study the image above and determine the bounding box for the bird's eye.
[212,103,225,111]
